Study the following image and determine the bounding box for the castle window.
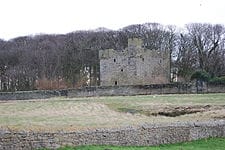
[121,69,123,72]
[115,81,118,85]
[159,59,162,63]
[144,71,147,77]
[152,74,155,79]
[142,58,144,62]
[114,59,116,62]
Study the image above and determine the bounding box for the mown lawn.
[56,138,225,150]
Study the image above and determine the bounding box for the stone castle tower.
[99,38,170,86]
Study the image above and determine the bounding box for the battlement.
[128,38,143,49]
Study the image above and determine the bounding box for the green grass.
[56,138,225,150]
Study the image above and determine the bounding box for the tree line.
[0,23,225,91]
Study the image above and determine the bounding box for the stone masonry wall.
[0,83,225,100]
[99,38,170,86]
[67,83,191,97]
[0,90,67,100]
[0,121,225,149]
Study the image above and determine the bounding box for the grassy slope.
[0,93,225,131]
[56,138,225,150]
[100,94,225,117]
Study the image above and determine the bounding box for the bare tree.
[1,22,225,91]
[186,23,225,76]
[175,33,198,81]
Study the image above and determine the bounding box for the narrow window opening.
[159,59,162,63]
[142,58,144,62]
[121,69,123,72]
[115,81,118,85]
[114,59,116,62]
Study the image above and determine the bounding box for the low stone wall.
[0,120,225,149]
[0,90,67,100]
[207,84,225,93]
[0,90,56,100]
[0,83,225,100]
[68,83,191,97]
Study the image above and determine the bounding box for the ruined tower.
[99,38,170,86]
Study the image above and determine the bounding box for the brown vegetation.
[1,23,225,91]
[0,94,225,132]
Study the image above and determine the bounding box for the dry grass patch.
[0,100,150,131]
[0,93,225,131]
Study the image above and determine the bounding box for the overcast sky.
[0,0,224,40]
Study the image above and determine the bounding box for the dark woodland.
[0,23,225,91]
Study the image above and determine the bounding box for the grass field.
[0,93,225,131]
[56,138,225,150]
